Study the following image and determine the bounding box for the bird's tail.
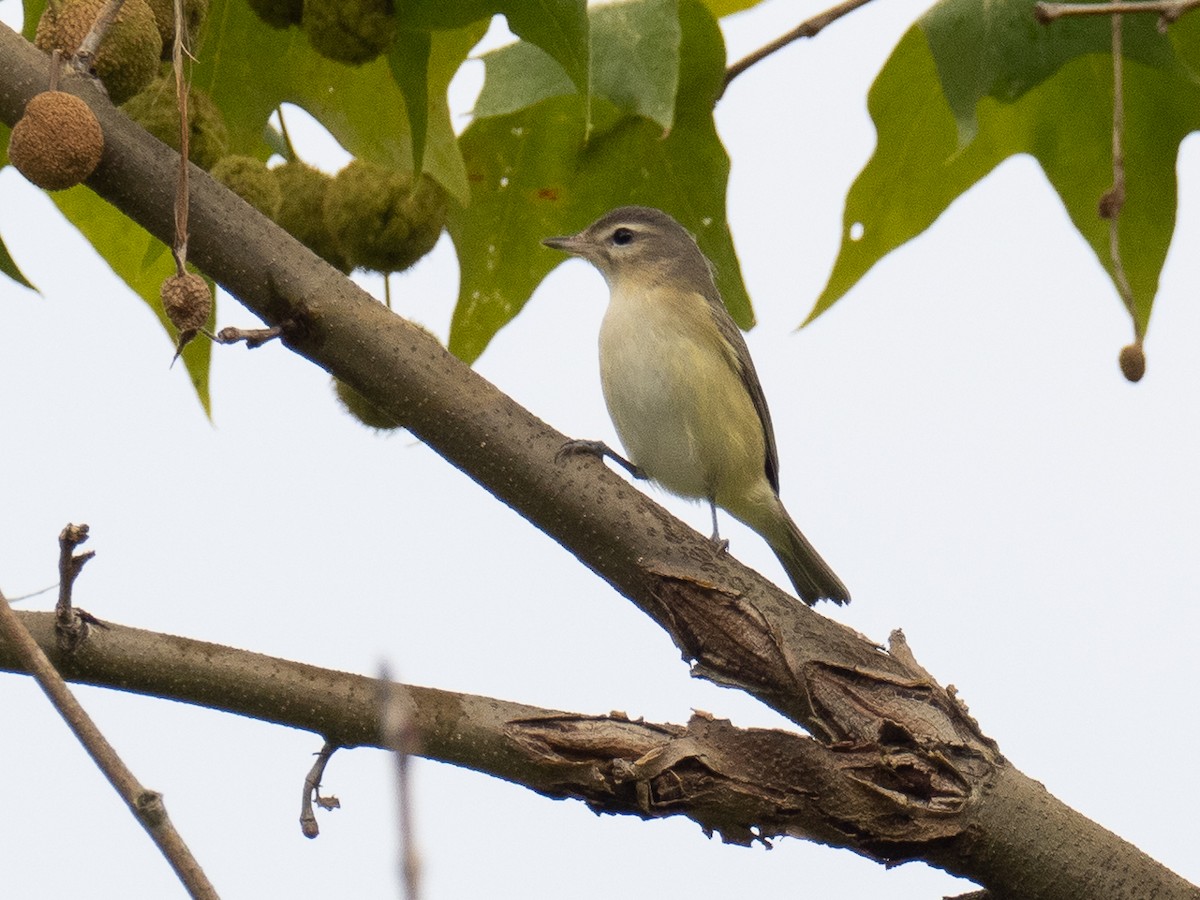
[730,491,850,606]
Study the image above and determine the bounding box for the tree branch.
[0,611,950,855]
[0,24,1196,898]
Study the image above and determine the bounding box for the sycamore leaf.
[814,5,1199,337]
[448,0,747,364]
[0,123,36,291]
[395,0,590,96]
[52,188,213,415]
[0,230,36,292]
[388,29,432,173]
[699,0,768,15]
[473,0,681,132]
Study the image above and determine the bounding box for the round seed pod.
[8,91,105,191]
[36,0,163,104]
[323,160,448,273]
[1119,342,1145,383]
[247,0,302,29]
[122,73,229,170]
[271,162,353,272]
[302,0,396,66]
[161,272,212,344]
[333,377,404,431]
[211,155,282,218]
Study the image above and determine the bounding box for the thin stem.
[380,668,421,900]
[73,0,126,78]
[1035,0,1200,23]
[0,591,218,898]
[719,0,878,101]
[299,742,341,838]
[171,9,190,278]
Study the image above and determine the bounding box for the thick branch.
[0,25,1196,898]
[0,612,953,855]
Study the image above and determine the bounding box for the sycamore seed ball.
[1119,342,1146,383]
[333,377,405,431]
[161,272,212,342]
[36,0,162,104]
[211,155,282,218]
[122,73,229,169]
[247,0,302,29]
[271,162,353,272]
[145,0,209,58]
[8,91,105,191]
[323,160,449,273]
[302,0,396,65]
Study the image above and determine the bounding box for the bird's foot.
[556,439,646,480]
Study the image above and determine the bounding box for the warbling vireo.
[543,206,849,605]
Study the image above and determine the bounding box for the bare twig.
[55,523,94,651]
[1034,0,1200,26]
[213,324,284,348]
[0,592,218,898]
[48,49,63,92]
[719,0,878,100]
[72,0,127,81]
[299,741,341,838]
[171,4,191,280]
[380,666,421,900]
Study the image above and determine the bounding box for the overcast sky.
[2,0,1199,897]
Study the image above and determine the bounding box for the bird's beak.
[542,233,588,256]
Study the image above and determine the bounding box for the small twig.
[299,741,342,838]
[72,0,127,82]
[0,588,218,898]
[4,582,59,604]
[56,523,94,651]
[171,0,191,278]
[212,324,284,348]
[719,0,878,100]
[380,665,421,900]
[1034,0,1200,26]
[48,49,63,92]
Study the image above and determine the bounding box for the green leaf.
[448,0,745,363]
[0,228,37,292]
[191,0,480,203]
[52,188,212,414]
[474,0,681,132]
[388,29,432,173]
[814,10,1200,336]
[396,0,590,95]
[922,0,1175,141]
[698,0,767,15]
[22,0,45,39]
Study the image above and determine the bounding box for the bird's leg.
[557,439,647,481]
[708,501,729,553]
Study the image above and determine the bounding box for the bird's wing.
[702,292,782,495]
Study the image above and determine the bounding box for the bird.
[543,206,849,605]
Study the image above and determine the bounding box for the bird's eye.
[611,227,634,246]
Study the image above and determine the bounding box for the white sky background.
[2,0,1199,897]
